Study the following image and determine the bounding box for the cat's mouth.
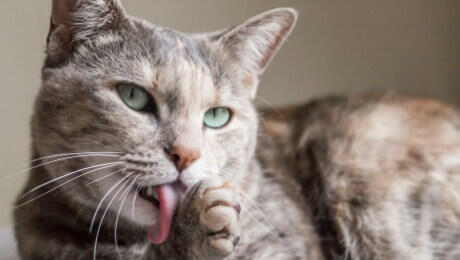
[136,182,183,245]
[138,186,160,208]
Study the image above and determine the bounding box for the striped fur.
[13,1,460,259]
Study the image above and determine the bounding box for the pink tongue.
[147,184,180,244]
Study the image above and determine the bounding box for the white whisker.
[241,200,276,236]
[14,163,122,208]
[115,175,138,255]
[256,96,286,120]
[203,148,277,237]
[205,150,275,233]
[219,171,278,236]
[131,185,141,220]
[258,114,270,130]
[1,154,120,181]
[87,169,124,185]
[20,162,122,198]
[93,174,133,260]
[89,173,133,232]
[237,189,277,234]
[119,174,136,201]
[219,170,252,185]
[30,151,122,164]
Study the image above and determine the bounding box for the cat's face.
[34,0,296,230]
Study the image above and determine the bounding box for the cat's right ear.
[47,0,78,54]
[47,0,127,59]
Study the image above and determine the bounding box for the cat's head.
[33,0,296,241]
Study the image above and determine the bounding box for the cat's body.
[13,1,460,259]
[259,95,460,260]
[15,94,460,260]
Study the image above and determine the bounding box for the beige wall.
[0,0,459,227]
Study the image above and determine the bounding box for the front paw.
[163,177,242,259]
[194,177,241,257]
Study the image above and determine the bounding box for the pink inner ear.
[51,0,78,27]
[259,20,296,70]
[49,0,79,48]
[243,75,255,88]
[218,9,298,77]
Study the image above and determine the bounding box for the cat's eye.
[117,84,151,111]
[204,107,232,129]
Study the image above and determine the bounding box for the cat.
[13,0,460,259]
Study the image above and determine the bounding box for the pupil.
[129,87,134,99]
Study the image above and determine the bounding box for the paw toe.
[201,205,239,233]
[209,236,237,256]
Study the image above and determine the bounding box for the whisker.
[203,150,246,184]
[256,96,286,120]
[241,200,276,236]
[93,174,133,260]
[219,174,277,236]
[115,175,138,255]
[131,185,141,220]
[20,162,122,199]
[239,191,278,236]
[219,172,278,236]
[89,173,133,233]
[119,174,137,201]
[1,154,120,181]
[201,150,278,237]
[258,114,270,130]
[14,163,122,208]
[86,169,124,185]
[219,171,252,185]
[30,151,122,164]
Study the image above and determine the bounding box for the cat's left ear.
[213,8,298,98]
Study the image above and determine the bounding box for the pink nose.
[168,145,201,172]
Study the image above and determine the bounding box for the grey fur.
[13,1,460,260]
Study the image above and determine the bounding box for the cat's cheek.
[179,159,211,191]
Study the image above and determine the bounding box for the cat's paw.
[194,177,241,257]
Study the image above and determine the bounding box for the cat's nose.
[167,145,201,172]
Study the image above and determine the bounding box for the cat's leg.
[158,177,241,260]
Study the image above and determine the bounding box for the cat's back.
[261,94,460,172]
[261,94,460,203]
[291,95,460,175]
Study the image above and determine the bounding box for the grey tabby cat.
[13,0,460,259]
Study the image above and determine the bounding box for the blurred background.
[0,0,459,228]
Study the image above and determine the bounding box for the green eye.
[204,107,232,129]
[117,84,150,111]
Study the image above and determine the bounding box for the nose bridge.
[177,126,201,148]
[161,111,199,144]
[165,120,202,172]
[160,71,204,169]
